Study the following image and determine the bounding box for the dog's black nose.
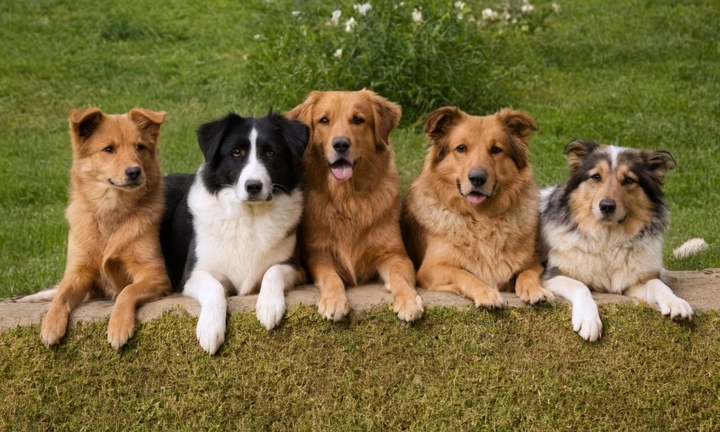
[332,136,350,153]
[468,169,488,187]
[125,166,142,180]
[599,199,616,215]
[245,180,263,196]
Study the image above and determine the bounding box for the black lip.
[329,159,352,169]
[108,179,142,189]
[456,179,493,199]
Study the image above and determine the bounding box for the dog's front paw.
[470,288,506,309]
[393,292,424,322]
[659,296,693,320]
[318,294,350,322]
[40,303,69,348]
[107,308,135,351]
[517,284,555,305]
[571,302,603,342]
[256,291,286,330]
[196,310,226,355]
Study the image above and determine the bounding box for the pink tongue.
[331,164,354,181]
[467,193,486,205]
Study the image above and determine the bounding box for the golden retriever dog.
[402,106,554,307]
[287,90,424,322]
[18,108,172,350]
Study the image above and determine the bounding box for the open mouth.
[329,158,359,182]
[457,180,491,205]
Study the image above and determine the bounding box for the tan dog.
[18,108,172,350]
[402,107,554,307]
[287,90,424,322]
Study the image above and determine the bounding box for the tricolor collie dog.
[160,112,309,355]
[402,107,554,307]
[18,108,172,350]
[541,139,693,341]
[287,90,424,323]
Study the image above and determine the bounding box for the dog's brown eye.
[623,177,635,185]
[232,149,246,158]
[135,144,146,151]
[491,146,502,154]
[352,116,364,125]
[319,117,329,125]
[103,146,115,153]
[266,150,276,157]
[456,144,466,153]
[591,174,602,181]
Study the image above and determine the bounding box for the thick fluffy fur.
[287,89,424,322]
[402,107,553,307]
[161,112,309,355]
[18,108,171,350]
[541,139,693,341]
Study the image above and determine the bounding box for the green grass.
[2,305,720,430]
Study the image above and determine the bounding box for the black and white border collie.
[161,112,309,355]
[540,139,693,342]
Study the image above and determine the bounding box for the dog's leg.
[40,269,96,348]
[515,263,555,304]
[256,264,301,330]
[311,259,350,322]
[544,276,602,342]
[418,264,506,308]
[624,279,693,320]
[183,270,228,355]
[377,255,424,322]
[107,268,171,351]
[14,286,61,303]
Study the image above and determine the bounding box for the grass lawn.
[1,0,719,429]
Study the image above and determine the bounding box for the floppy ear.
[497,109,538,170]
[196,113,240,163]
[564,139,599,173]
[642,149,676,183]
[369,91,402,150]
[280,116,310,163]
[423,106,462,163]
[129,108,166,145]
[286,91,319,127]
[69,107,104,148]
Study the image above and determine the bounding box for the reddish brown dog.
[19,108,172,350]
[288,90,424,322]
[402,107,554,307]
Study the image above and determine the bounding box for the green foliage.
[242,0,558,124]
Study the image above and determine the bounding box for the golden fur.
[287,90,423,322]
[402,107,553,307]
[40,107,171,350]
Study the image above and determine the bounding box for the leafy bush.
[242,0,558,125]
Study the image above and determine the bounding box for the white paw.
[571,302,603,342]
[659,296,693,320]
[196,309,226,355]
[256,291,286,330]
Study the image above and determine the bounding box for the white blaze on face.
[237,127,272,202]
[608,145,624,171]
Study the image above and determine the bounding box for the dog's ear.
[497,109,538,170]
[286,92,319,128]
[69,108,104,146]
[642,149,676,183]
[281,116,310,163]
[129,108,166,144]
[564,139,599,172]
[424,106,462,163]
[196,113,240,162]
[369,91,402,150]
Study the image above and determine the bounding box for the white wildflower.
[412,8,423,23]
[327,10,341,26]
[345,17,357,32]
[502,9,512,21]
[552,2,560,12]
[291,10,301,17]
[673,238,709,259]
[521,0,534,13]
[481,8,498,21]
[333,48,343,59]
[457,12,464,20]
[353,3,372,16]
[454,1,465,9]
[253,34,262,40]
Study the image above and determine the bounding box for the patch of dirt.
[2,269,719,331]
